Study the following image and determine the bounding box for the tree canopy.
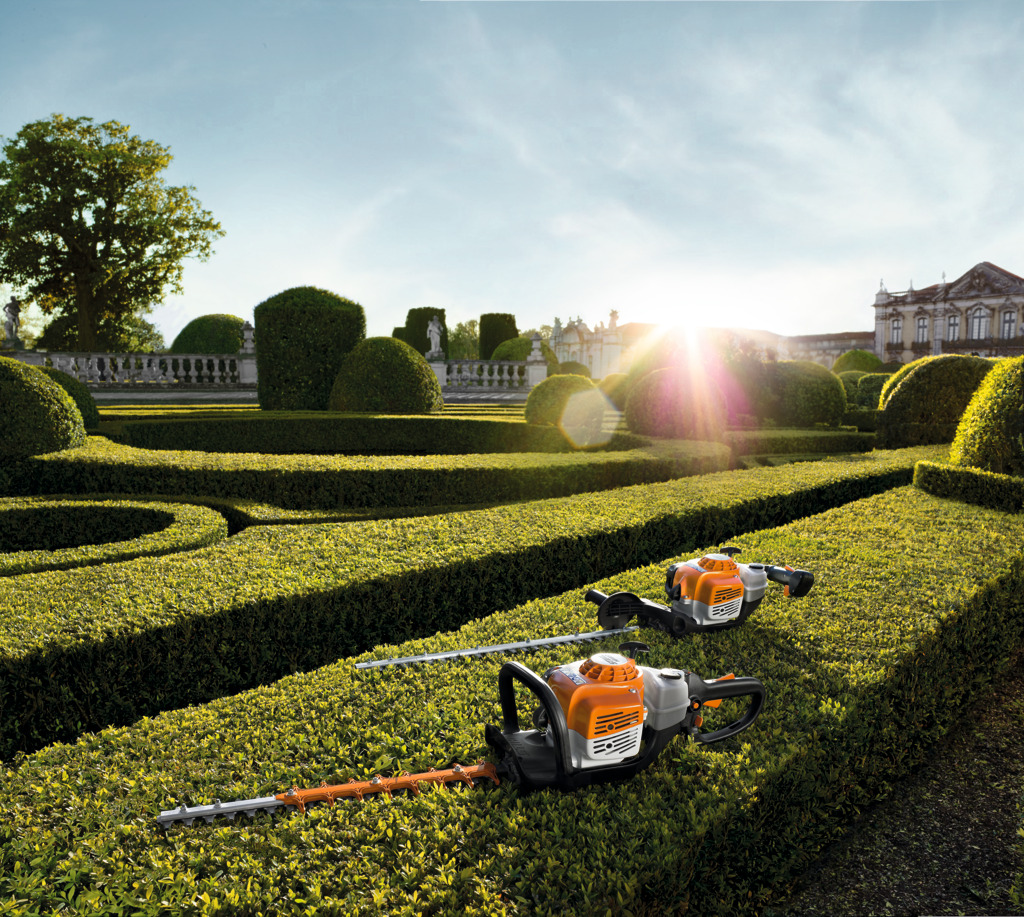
[0,114,224,350]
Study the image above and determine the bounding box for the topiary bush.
[254,286,366,410]
[949,356,1024,476]
[598,372,629,411]
[856,372,891,408]
[479,313,518,360]
[39,367,99,427]
[168,314,246,354]
[329,337,443,414]
[524,373,596,426]
[877,354,993,448]
[490,335,558,376]
[832,348,883,374]
[836,370,867,405]
[0,357,86,459]
[558,360,591,378]
[624,366,726,440]
[765,361,847,427]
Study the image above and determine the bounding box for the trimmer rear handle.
[686,674,766,744]
[765,565,814,598]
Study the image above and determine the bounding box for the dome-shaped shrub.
[558,360,591,378]
[255,286,366,410]
[598,372,629,411]
[169,314,246,354]
[878,359,925,407]
[876,355,992,447]
[856,372,891,408]
[832,349,883,374]
[765,361,847,427]
[525,374,596,426]
[39,367,99,427]
[836,370,867,404]
[490,336,559,376]
[329,337,442,414]
[624,366,726,440]
[0,357,86,458]
[949,356,1024,475]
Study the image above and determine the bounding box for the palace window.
[969,310,990,340]
[947,314,960,342]
[890,317,902,345]
[1003,310,1017,340]
[915,316,929,343]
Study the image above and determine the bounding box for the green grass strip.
[0,485,1020,915]
[0,446,942,759]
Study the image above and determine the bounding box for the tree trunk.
[74,276,97,351]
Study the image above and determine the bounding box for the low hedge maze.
[0,482,1021,915]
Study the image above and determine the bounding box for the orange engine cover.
[547,652,645,743]
[672,555,744,608]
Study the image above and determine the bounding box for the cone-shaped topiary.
[0,357,86,458]
[39,367,99,427]
[949,356,1024,476]
[169,314,246,354]
[524,374,596,426]
[624,366,726,440]
[765,361,846,427]
[832,349,883,374]
[329,337,442,414]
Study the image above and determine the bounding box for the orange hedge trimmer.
[156,641,764,827]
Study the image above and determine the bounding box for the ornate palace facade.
[873,262,1024,364]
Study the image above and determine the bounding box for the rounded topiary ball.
[836,370,867,405]
[558,360,591,378]
[856,372,891,408]
[880,354,992,424]
[624,366,726,440]
[949,356,1024,475]
[525,374,597,426]
[169,314,246,354]
[490,336,559,376]
[329,337,442,414]
[0,357,86,458]
[832,349,883,374]
[39,367,99,427]
[765,361,847,427]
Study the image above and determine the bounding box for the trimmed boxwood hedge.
[4,436,728,510]
[913,459,1024,513]
[116,414,641,455]
[0,496,228,576]
[0,356,86,459]
[0,486,1020,915]
[726,428,873,457]
[39,366,100,428]
[0,446,942,758]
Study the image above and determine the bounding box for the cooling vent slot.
[711,586,743,604]
[592,725,642,757]
[710,596,744,619]
[594,710,641,736]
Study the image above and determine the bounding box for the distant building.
[549,311,657,377]
[873,261,1024,364]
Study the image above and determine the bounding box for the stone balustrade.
[7,351,258,388]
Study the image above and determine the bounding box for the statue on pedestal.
[426,315,445,359]
[3,297,23,349]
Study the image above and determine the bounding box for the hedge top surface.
[0,485,1019,916]
[0,356,86,459]
[0,496,228,576]
[0,445,945,663]
[949,355,1024,475]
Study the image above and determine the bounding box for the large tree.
[0,114,224,350]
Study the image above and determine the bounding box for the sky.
[2,0,1024,348]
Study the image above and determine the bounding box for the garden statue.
[3,296,22,349]
[427,315,444,358]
